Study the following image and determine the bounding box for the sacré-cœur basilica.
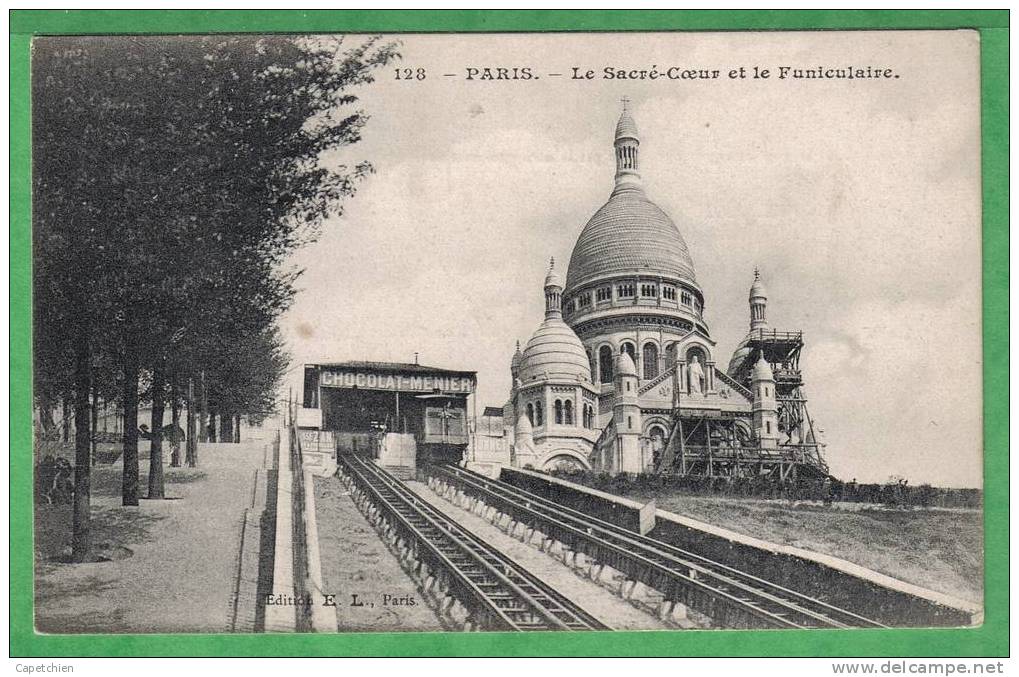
[480,101,828,480]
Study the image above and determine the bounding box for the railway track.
[429,464,888,630]
[337,454,609,632]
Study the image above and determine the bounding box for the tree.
[33,34,398,558]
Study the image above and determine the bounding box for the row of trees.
[33,35,397,562]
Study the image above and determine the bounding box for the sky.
[280,31,982,488]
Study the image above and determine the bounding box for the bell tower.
[749,268,769,332]
[613,352,644,473]
[613,97,642,194]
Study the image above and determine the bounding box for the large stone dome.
[565,187,697,291]
[518,319,592,384]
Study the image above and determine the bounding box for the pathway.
[34,441,268,633]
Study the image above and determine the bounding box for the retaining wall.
[500,468,980,627]
[499,467,656,535]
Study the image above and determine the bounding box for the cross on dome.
[614,98,639,143]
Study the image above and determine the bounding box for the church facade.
[483,102,829,480]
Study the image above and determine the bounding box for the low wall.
[499,466,655,535]
[263,426,335,633]
[650,509,978,628]
[500,468,979,627]
[264,432,296,632]
[335,432,375,455]
[379,433,416,470]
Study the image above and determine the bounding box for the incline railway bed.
[336,453,609,632]
[427,464,888,631]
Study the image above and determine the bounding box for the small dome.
[518,318,592,383]
[511,341,523,369]
[752,355,774,381]
[727,343,752,374]
[544,264,563,290]
[750,270,767,300]
[616,352,637,377]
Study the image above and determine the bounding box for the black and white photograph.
[31,29,983,636]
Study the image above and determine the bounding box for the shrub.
[35,455,74,505]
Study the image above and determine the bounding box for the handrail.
[747,329,804,343]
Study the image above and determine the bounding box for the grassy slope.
[618,491,983,604]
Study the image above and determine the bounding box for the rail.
[337,453,607,632]
[747,329,804,344]
[677,445,816,462]
[429,464,887,630]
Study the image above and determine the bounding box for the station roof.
[307,360,476,379]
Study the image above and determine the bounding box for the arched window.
[526,403,534,426]
[665,343,677,368]
[599,345,614,383]
[554,399,563,424]
[564,400,573,425]
[643,342,659,379]
[534,401,543,426]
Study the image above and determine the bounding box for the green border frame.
[9,9,1008,658]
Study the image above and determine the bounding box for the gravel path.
[35,441,268,633]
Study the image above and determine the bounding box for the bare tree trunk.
[61,396,70,443]
[185,377,198,468]
[234,414,241,443]
[169,376,181,467]
[90,386,99,467]
[71,332,92,563]
[208,411,217,443]
[148,368,166,499]
[221,413,233,443]
[121,352,140,506]
[40,393,56,435]
[198,370,208,443]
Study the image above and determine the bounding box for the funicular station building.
[300,361,477,470]
[478,102,829,480]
